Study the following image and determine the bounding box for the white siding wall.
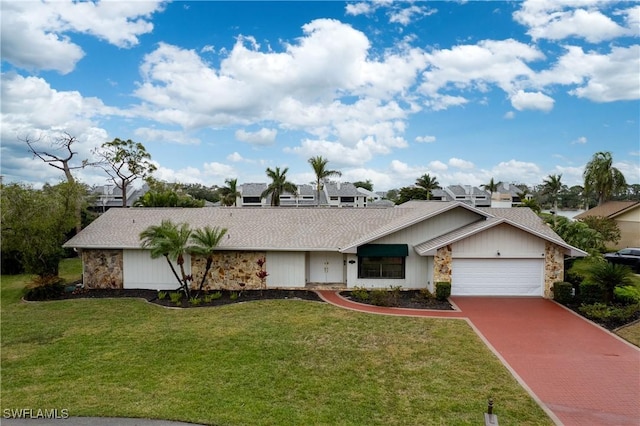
[452,223,545,258]
[123,249,191,290]
[346,253,431,289]
[266,251,306,288]
[346,207,480,289]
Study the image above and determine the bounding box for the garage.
[123,249,190,290]
[451,258,544,296]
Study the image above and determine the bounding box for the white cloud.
[235,128,277,145]
[415,135,436,143]
[285,139,376,167]
[227,152,245,162]
[0,0,164,73]
[489,159,542,183]
[134,128,200,145]
[534,45,640,102]
[428,160,448,172]
[513,1,634,43]
[510,90,555,112]
[0,73,112,186]
[152,164,204,185]
[449,158,474,170]
[389,5,436,26]
[504,111,515,119]
[572,136,588,144]
[203,162,236,178]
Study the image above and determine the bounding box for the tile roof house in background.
[323,181,368,207]
[89,184,149,212]
[491,182,527,208]
[575,201,640,249]
[65,201,586,298]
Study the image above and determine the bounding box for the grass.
[616,322,640,347]
[1,259,552,425]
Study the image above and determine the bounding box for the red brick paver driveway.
[317,292,640,425]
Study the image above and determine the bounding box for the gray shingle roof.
[65,202,584,255]
[240,183,267,197]
[324,182,361,196]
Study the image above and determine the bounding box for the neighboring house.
[239,183,266,207]
[64,201,586,298]
[323,181,368,207]
[491,183,524,207]
[574,201,640,249]
[275,184,324,207]
[89,184,148,212]
[444,185,491,207]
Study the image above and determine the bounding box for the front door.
[309,252,345,283]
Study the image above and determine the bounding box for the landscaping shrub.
[350,286,369,302]
[587,261,633,304]
[435,282,451,301]
[579,303,640,326]
[25,275,66,301]
[552,282,573,304]
[614,286,640,305]
[579,281,603,304]
[369,288,399,307]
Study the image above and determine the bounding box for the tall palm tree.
[190,226,228,296]
[308,156,342,206]
[542,174,563,212]
[583,151,627,206]
[220,178,240,206]
[481,177,502,200]
[414,173,440,200]
[261,166,298,206]
[139,220,193,298]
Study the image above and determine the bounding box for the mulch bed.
[340,290,453,310]
[25,287,324,308]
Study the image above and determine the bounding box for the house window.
[358,257,405,279]
[302,195,314,200]
[243,196,261,204]
[340,196,355,203]
[356,244,408,279]
[330,196,338,201]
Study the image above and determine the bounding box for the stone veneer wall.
[544,242,565,299]
[434,245,452,283]
[82,249,123,289]
[191,251,266,291]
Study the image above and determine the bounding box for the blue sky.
[1,0,639,191]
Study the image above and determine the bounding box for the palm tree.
[262,166,298,206]
[542,174,563,212]
[518,198,541,214]
[482,178,502,200]
[583,151,627,206]
[414,174,440,200]
[588,261,633,304]
[220,178,240,206]
[190,226,228,296]
[308,156,341,206]
[139,220,193,298]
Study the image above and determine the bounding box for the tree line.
[1,130,636,279]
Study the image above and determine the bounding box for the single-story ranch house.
[63,201,586,297]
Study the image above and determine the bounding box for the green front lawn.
[1,259,551,425]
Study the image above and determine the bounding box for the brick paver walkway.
[316,291,640,426]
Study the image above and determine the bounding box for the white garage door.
[451,258,543,296]
[123,250,191,290]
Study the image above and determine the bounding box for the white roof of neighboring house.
[64,201,585,256]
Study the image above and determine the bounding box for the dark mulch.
[340,290,453,310]
[25,286,324,308]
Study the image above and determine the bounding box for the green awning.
[357,244,409,257]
